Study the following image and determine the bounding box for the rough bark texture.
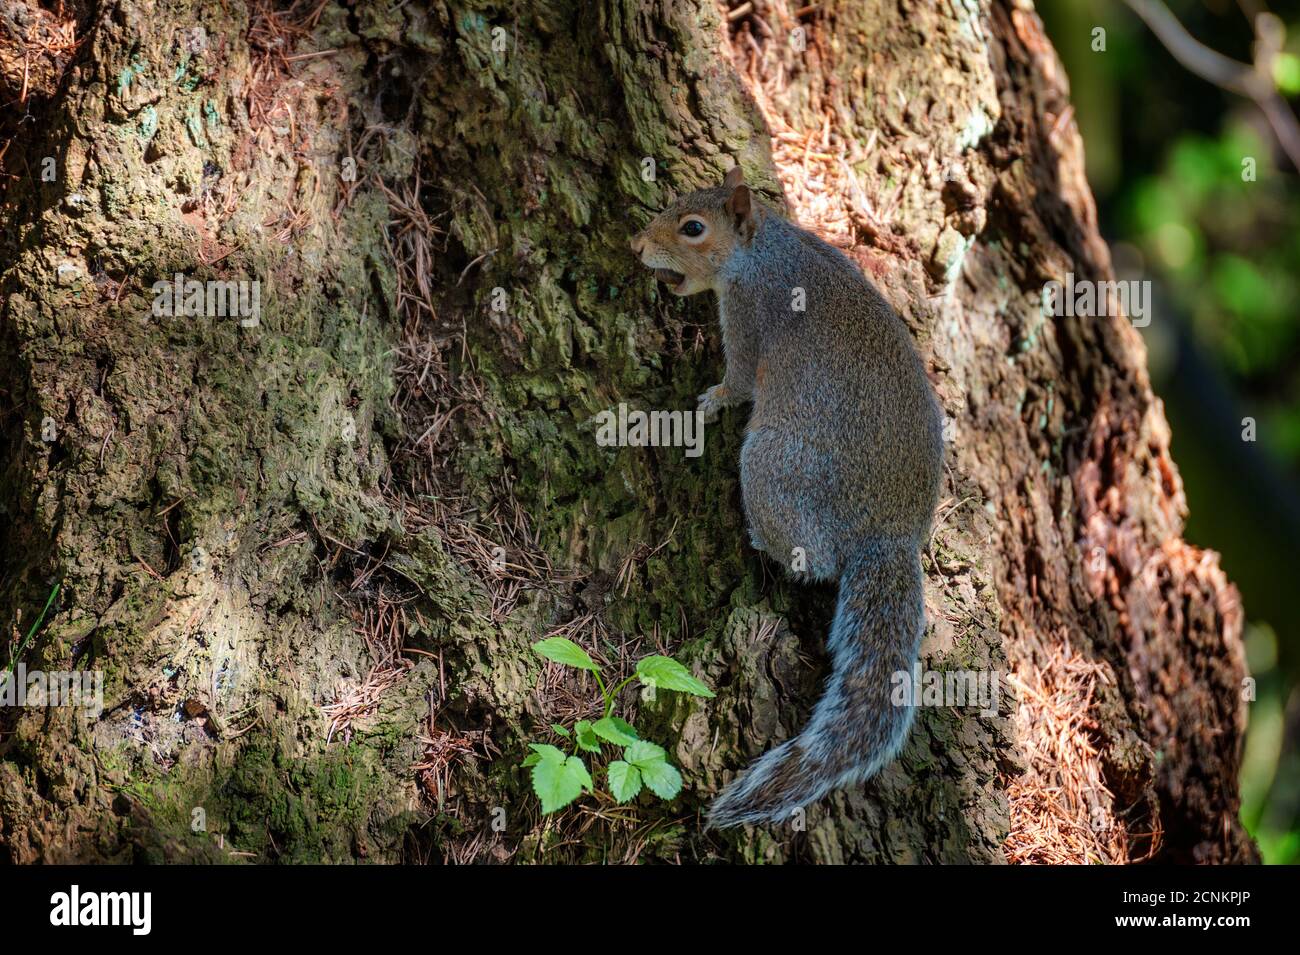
[0,0,1256,863]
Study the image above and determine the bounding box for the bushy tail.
[707,538,924,827]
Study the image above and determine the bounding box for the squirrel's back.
[722,211,943,541]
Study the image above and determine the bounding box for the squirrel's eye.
[679,219,705,238]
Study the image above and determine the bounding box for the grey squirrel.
[630,166,944,826]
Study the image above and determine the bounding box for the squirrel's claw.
[697,384,730,423]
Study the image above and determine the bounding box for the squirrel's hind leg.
[745,527,819,583]
[740,428,845,583]
[738,471,795,570]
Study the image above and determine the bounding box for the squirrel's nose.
[629,233,645,255]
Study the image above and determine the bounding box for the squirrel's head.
[629,165,760,296]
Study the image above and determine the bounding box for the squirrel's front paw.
[697,384,730,423]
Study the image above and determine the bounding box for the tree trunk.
[0,0,1257,864]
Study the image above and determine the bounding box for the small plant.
[523,636,714,814]
[4,582,60,677]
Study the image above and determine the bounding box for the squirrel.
[629,165,944,827]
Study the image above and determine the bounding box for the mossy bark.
[0,0,1255,863]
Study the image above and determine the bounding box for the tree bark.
[0,0,1256,863]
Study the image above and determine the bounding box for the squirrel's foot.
[697,384,731,423]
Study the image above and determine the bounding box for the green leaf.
[610,716,640,739]
[530,751,593,814]
[521,752,542,767]
[623,739,682,799]
[639,759,683,800]
[574,720,602,753]
[550,723,571,738]
[528,743,566,761]
[532,637,599,671]
[624,739,667,767]
[635,655,715,697]
[607,761,642,803]
[592,715,639,746]
[567,755,594,792]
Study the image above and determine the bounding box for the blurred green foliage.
[1125,129,1300,454]
[1040,0,1300,864]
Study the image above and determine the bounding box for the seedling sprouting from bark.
[523,637,714,814]
[5,582,61,676]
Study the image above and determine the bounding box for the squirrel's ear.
[723,165,745,190]
[725,183,756,243]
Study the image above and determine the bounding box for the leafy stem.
[525,636,715,814]
[605,674,638,716]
